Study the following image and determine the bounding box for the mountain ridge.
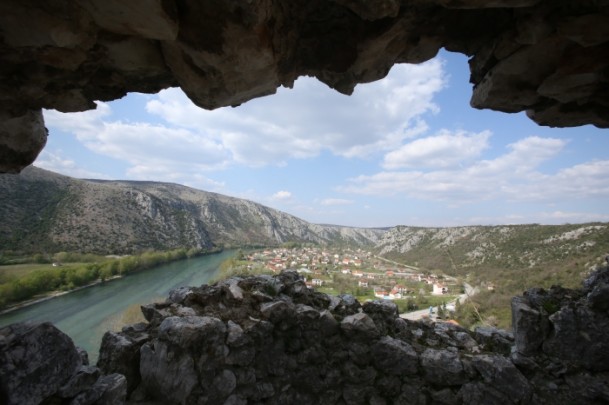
[0,167,386,254]
[1,167,608,278]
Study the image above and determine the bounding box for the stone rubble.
[2,266,609,404]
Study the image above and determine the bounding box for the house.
[385,270,395,277]
[374,289,388,299]
[393,284,408,294]
[297,268,312,274]
[311,279,323,286]
[352,270,364,277]
[432,283,448,295]
[341,268,351,274]
[358,280,368,288]
[389,289,402,299]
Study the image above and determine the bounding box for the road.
[399,282,478,321]
[374,255,419,271]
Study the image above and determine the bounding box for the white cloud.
[537,210,609,223]
[145,59,447,164]
[125,164,225,191]
[503,160,609,201]
[382,129,491,169]
[34,150,110,179]
[466,211,609,226]
[45,104,230,170]
[44,101,233,192]
[320,198,354,206]
[340,136,609,205]
[272,190,292,201]
[42,58,446,186]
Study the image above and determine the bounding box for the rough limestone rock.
[96,267,609,403]
[0,110,47,173]
[70,373,127,405]
[1,0,609,172]
[97,323,149,395]
[0,321,126,405]
[4,266,609,404]
[0,322,81,405]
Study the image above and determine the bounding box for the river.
[0,250,235,362]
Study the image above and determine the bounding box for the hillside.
[376,225,609,281]
[375,224,609,328]
[0,167,385,254]
[2,167,608,284]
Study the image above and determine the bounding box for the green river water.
[0,250,235,362]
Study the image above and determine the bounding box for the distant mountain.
[0,167,385,254]
[2,167,608,274]
[375,224,609,276]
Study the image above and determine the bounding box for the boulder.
[341,313,380,340]
[97,326,149,395]
[511,295,549,356]
[420,348,470,386]
[471,354,532,402]
[0,322,81,405]
[70,373,127,405]
[371,336,418,375]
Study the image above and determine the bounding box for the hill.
[2,167,607,272]
[0,167,385,254]
[374,224,609,328]
[2,167,609,328]
[375,224,609,283]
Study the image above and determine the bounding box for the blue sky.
[36,50,609,227]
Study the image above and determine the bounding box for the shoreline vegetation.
[0,247,223,313]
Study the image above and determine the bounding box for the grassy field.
[0,263,93,282]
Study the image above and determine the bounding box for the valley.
[2,167,609,330]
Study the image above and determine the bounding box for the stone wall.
[4,267,606,404]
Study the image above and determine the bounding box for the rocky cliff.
[1,0,608,172]
[0,166,385,253]
[3,266,609,404]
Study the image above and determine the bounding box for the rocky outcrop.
[101,268,609,404]
[0,321,126,405]
[1,0,608,172]
[4,267,609,404]
[512,270,609,375]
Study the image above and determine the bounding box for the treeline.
[0,247,215,310]
[210,250,273,283]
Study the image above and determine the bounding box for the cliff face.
[1,0,609,172]
[4,266,608,404]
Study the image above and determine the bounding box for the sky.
[36,50,609,228]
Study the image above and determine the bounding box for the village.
[243,246,462,315]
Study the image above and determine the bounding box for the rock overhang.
[1,0,608,172]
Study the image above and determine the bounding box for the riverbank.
[0,247,225,314]
[0,275,124,316]
[0,250,235,362]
